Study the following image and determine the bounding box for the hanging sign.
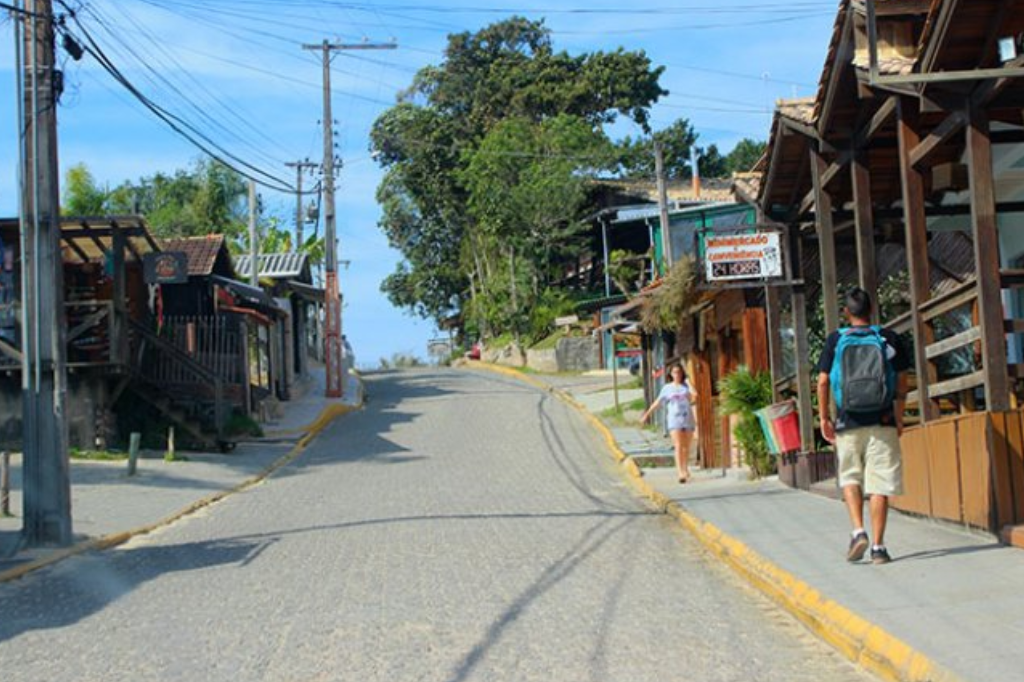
[703,231,783,282]
[143,252,188,284]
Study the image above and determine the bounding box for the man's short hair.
[846,287,872,319]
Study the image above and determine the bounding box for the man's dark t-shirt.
[816,327,911,432]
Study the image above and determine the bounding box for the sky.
[0,1,837,368]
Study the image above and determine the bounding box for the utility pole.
[19,0,72,546]
[285,159,317,252]
[654,140,674,274]
[303,39,396,398]
[248,180,258,287]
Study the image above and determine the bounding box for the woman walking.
[641,363,697,484]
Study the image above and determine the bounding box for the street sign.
[702,231,783,282]
[143,252,188,284]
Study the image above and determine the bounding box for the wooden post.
[897,97,939,421]
[966,106,1010,411]
[792,285,816,453]
[810,148,840,335]
[611,333,620,413]
[851,152,880,324]
[166,427,176,461]
[111,227,127,365]
[1,452,10,517]
[764,285,785,401]
[127,432,141,476]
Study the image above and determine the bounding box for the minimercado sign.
[703,231,783,282]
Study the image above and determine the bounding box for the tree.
[460,114,614,337]
[105,159,248,239]
[725,138,767,175]
[617,118,698,179]
[62,163,108,216]
[698,143,727,179]
[371,17,667,335]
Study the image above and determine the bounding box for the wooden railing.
[130,318,225,438]
[0,300,121,370]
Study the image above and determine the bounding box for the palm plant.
[718,366,775,477]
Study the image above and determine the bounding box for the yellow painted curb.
[468,363,964,682]
[0,380,366,585]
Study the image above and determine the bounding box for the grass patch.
[599,397,649,426]
[530,329,567,351]
[225,412,263,438]
[70,448,127,461]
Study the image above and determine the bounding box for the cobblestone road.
[0,369,876,682]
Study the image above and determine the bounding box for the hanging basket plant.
[640,256,697,333]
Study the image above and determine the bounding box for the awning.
[211,275,284,315]
[286,280,325,304]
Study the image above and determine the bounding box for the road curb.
[470,363,964,682]
[0,379,365,585]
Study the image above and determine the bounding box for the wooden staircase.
[125,319,229,451]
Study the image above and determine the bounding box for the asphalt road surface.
[0,369,877,682]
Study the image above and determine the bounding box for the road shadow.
[0,537,265,644]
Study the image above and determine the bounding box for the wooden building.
[234,252,324,388]
[0,216,168,448]
[757,0,1024,533]
[161,236,288,424]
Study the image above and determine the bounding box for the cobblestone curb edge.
[0,377,366,585]
[470,363,963,682]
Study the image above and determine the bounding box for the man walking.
[817,288,910,564]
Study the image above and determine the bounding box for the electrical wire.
[55,7,297,191]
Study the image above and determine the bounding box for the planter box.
[779,451,836,491]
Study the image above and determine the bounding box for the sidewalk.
[528,369,1024,682]
[0,367,362,580]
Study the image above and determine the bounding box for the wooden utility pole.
[654,140,673,273]
[19,0,72,546]
[303,39,396,398]
[248,180,259,287]
[285,159,317,252]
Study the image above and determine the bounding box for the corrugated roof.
[162,235,229,277]
[234,253,309,280]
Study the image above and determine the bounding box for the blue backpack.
[829,326,896,413]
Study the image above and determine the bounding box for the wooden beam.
[966,106,1011,411]
[59,235,90,263]
[111,226,127,366]
[765,284,784,401]
[850,152,879,323]
[909,110,967,169]
[852,0,931,16]
[810,148,840,335]
[820,9,855,136]
[0,337,22,363]
[925,326,981,360]
[919,0,960,75]
[897,97,939,421]
[907,370,985,403]
[857,96,898,147]
[792,284,816,454]
[798,152,851,216]
[761,117,787,209]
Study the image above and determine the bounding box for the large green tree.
[725,138,768,175]
[372,17,667,336]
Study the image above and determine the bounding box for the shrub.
[718,366,775,477]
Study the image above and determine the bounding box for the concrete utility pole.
[654,140,674,273]
[248,180,259,287]
[18,0,72,546]
[285,159,317,252]
[303,39,396,398]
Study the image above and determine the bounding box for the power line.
[56,5,296,191]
